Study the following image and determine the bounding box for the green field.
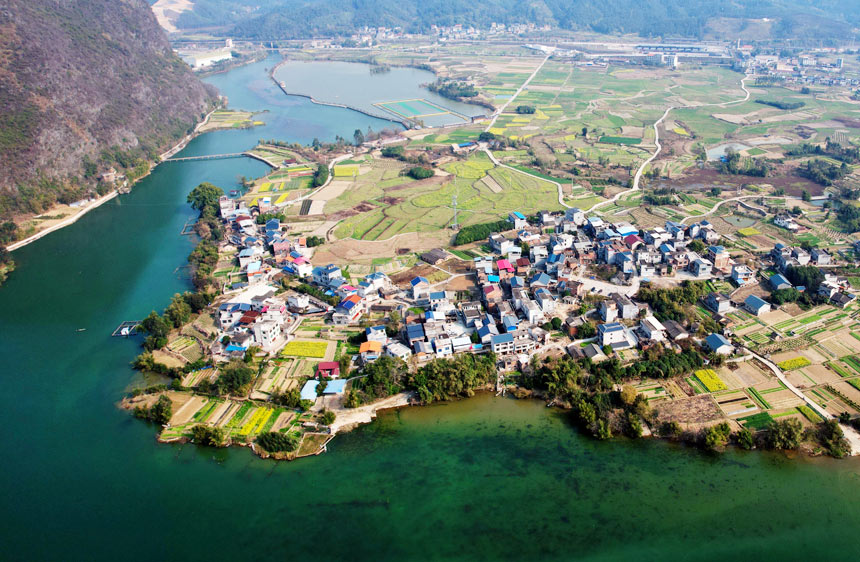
[598,136,640,145]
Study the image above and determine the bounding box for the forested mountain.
[175,0,860,41]
[0,0,216,221]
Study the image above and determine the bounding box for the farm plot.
[281,340,330,359]
[714,389,758,417]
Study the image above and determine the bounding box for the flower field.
[777,357,812,371]
[694,369,728,392]
[281,340,329,358]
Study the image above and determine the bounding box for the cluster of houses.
[211,195,857,382]
[492,209,735,284]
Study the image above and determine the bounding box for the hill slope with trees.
[0,0,216,222]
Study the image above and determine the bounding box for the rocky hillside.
[0,0,216,222]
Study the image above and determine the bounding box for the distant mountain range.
[0,0,215,221]
[172,0,859,41]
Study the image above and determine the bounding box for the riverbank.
[6,107,219,256]
[7,191,119,252]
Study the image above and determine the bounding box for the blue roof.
[458,141,475,147]
[477,325,493,337]
[225,344,247,352]
[706,333,731,349]
[513,211,526,220]
[411,276,429,286]
[324,379,347,394]
[265,219,280,230]
[488,274,500,283]
[598,322,625,333]
[529,273,550,286]
[429,291,446,300]
[491,333,514,344]
[300,380,319,401]
[366,326,386,335]
[709,245,725,253]
[238,248,255,257]
[510,276,524,288]
[406,324,425,339]
[770,273,791,287]
[547,253,560,264]
[745,295,768,309]
[337,298,358,311]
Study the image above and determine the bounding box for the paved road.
[485,50,553,132]
[745,347,860,455]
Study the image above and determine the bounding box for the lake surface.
[2,56,860,562]
[273,60,486,127]
[706,142,752,161]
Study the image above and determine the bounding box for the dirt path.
[484,148,570,209]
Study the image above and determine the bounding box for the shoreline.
[7,108,218,254]
[269,59,409,128]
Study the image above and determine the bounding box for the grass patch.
[738,411,774,430]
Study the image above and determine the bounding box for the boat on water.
[229,190,240,196]
[76,328,86,332]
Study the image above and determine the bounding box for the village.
[125,168,860,458]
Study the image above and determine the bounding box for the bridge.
[165,152,247,163]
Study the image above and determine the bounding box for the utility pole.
[451,194,459,230]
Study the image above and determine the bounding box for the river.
[1,56,860,561]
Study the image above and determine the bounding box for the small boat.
[229,190,240,196]
[76,328,86,332]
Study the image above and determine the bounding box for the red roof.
[624,234,643,246]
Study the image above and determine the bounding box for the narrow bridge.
[165,152,247,163]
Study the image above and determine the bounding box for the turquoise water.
[273,60,485,127]
[2,56,860,562]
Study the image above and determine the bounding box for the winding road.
[586,75,752,215]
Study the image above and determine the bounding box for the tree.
[619,385,637,406]
[577,321,596,339]
[321,409,336,425]
[215,361,254,395]
[550,317,563,331]
[150,395,173,424]
[338,354,352,379]
[625,412,643,438]
[703,422,731,450]
[736,428,755,450]
[353,129,365,146]
[767,418,803,449]
[819,420,850,458]
[407,166,433,180]
[687,239,706,253]
[192,425,225,447]
[581,127,588,137]
[164,293,192,328]
[801,190,811,202]
[186,182,224,213]
[256,431,299,453]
